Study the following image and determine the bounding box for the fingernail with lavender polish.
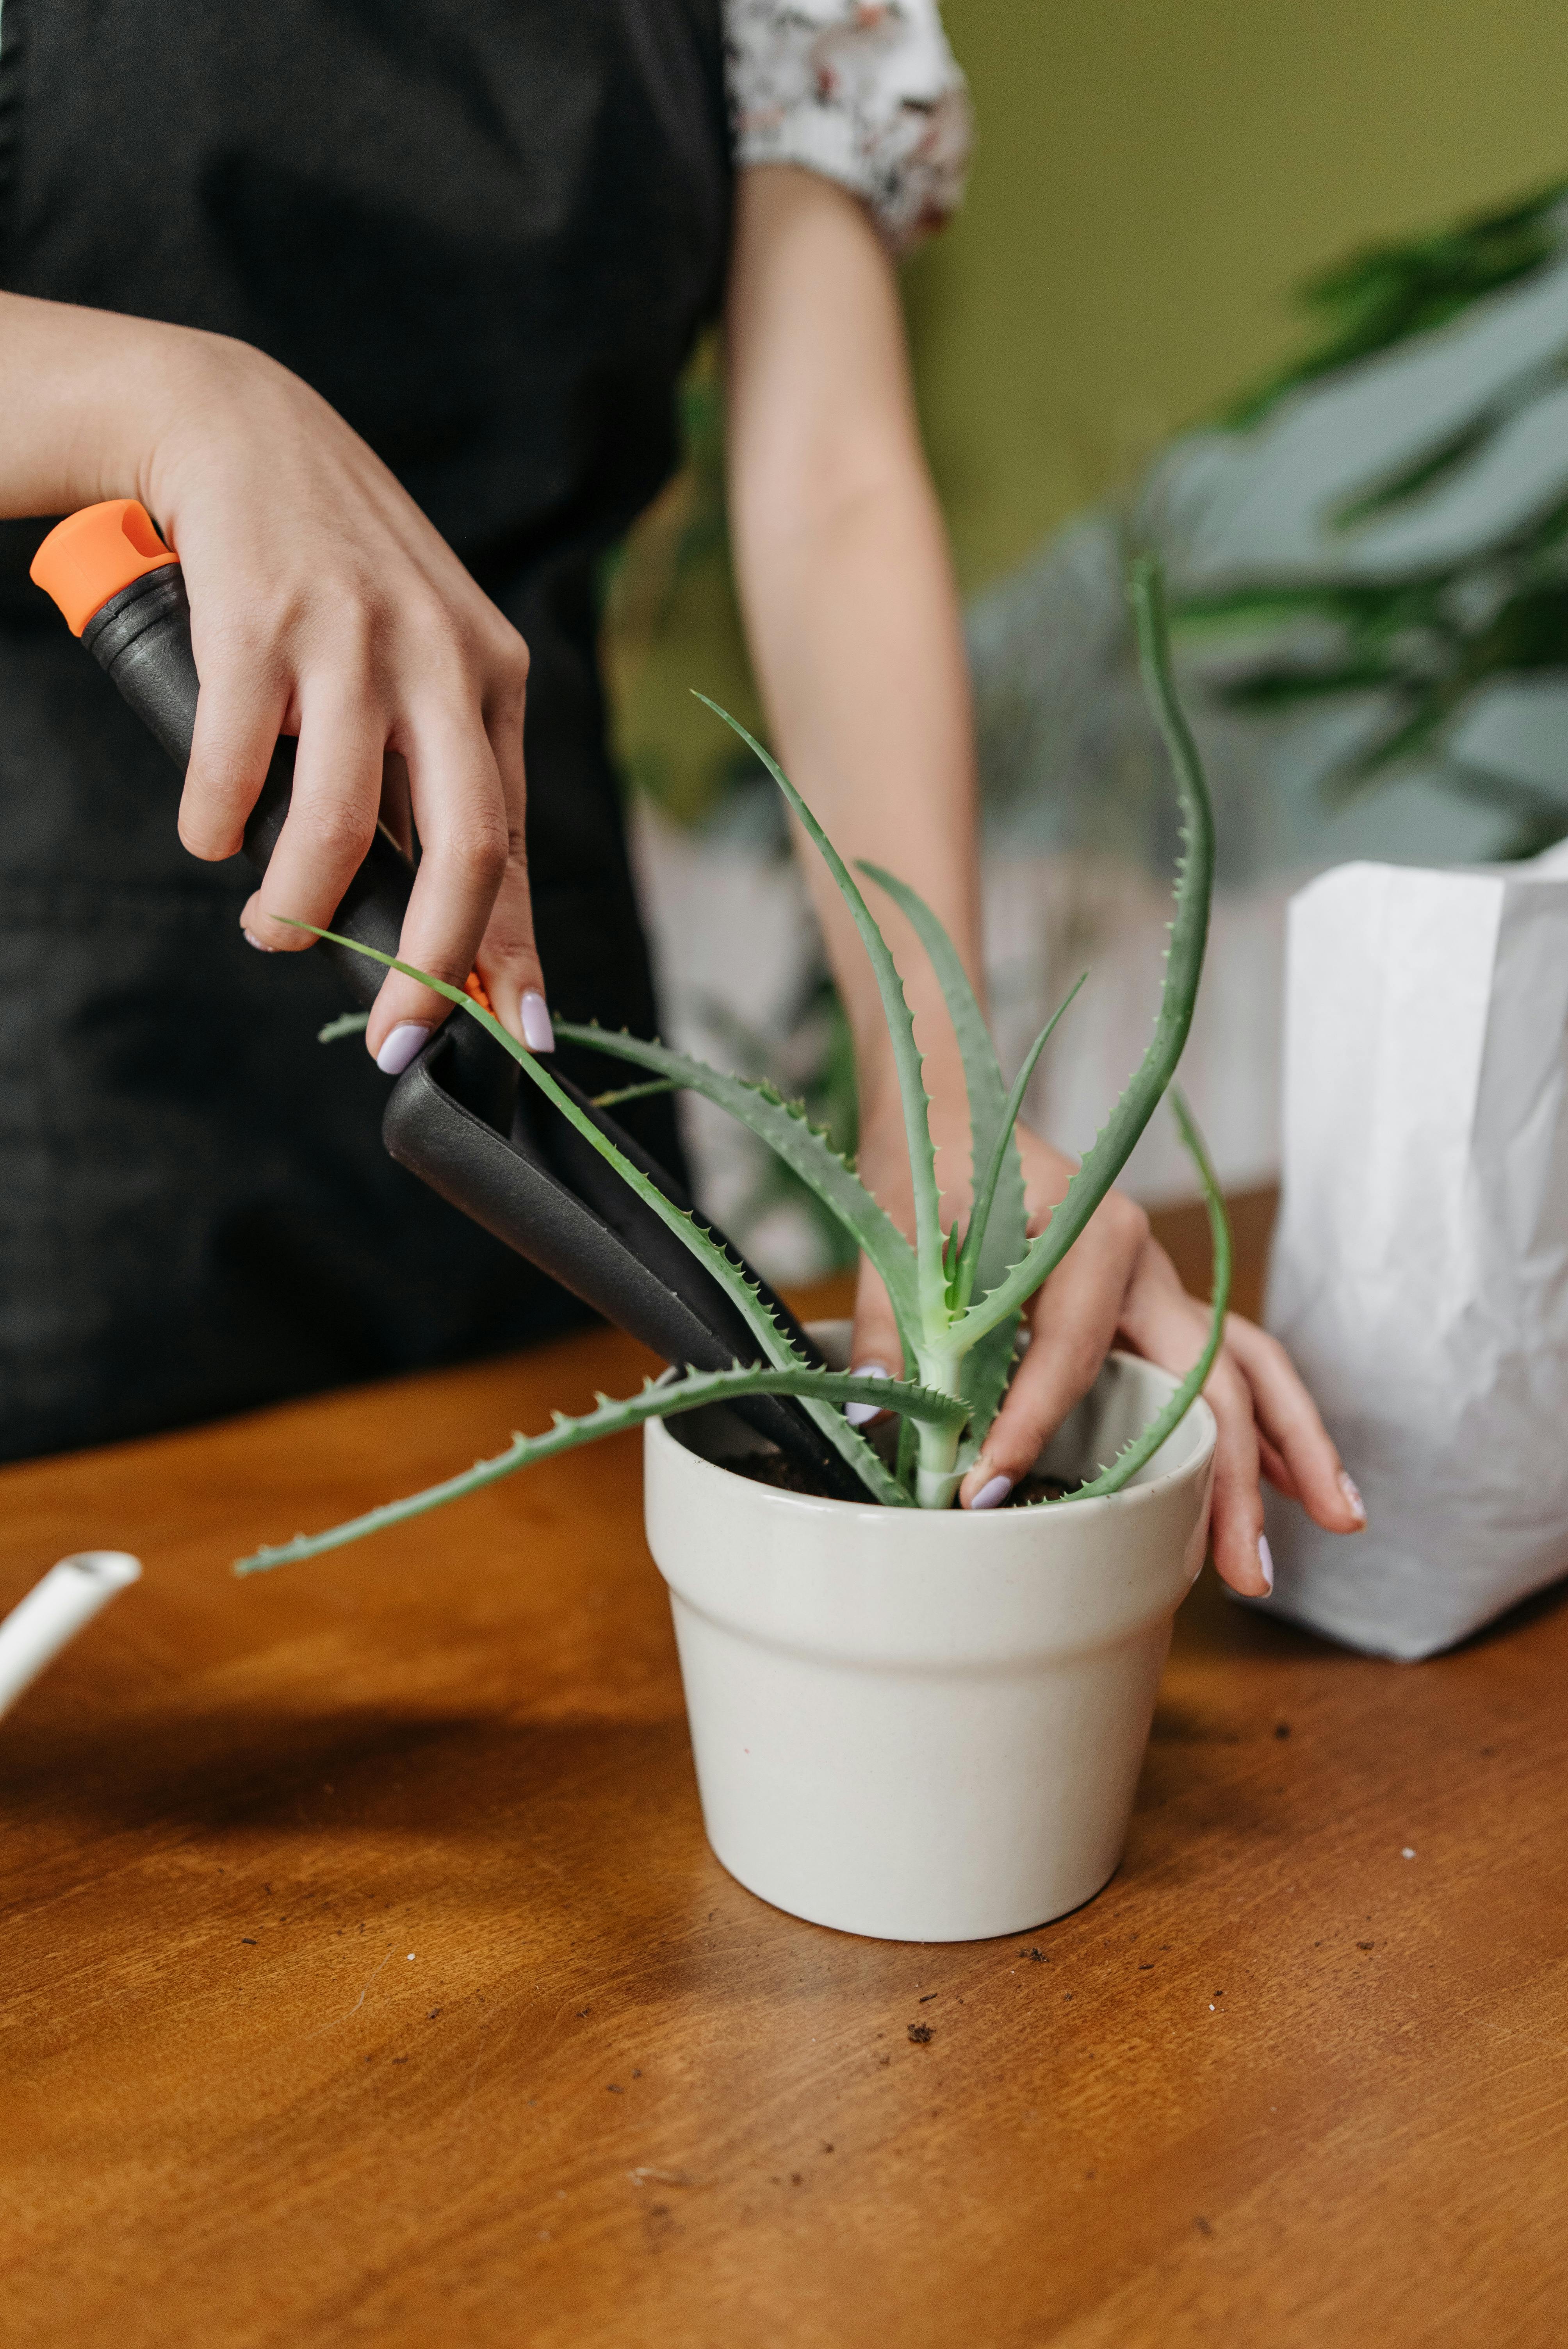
[1258,1533,1275,1595]
[1339,1470,1367,1526]
[521,990,555,1053]
[375,1021,432,1076]
[969,1473,1013,1512]
[242,929,275,952]
[844,1364,889,1428]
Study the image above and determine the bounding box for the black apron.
[0,0,729,1460]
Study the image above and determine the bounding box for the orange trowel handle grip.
[35,503,413,1013]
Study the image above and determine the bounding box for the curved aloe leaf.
[854,860,1027,1275]
[956,972,1085,1311]
[944,975,1085,1457]
[854,859,1030,1434]
[692,696,946,1341]
[554,1019,920,1352]
[282,923,905,1504]
[1034,1089,1230,1508]
[957,555,1215,1346]
[234,1361,967,1573]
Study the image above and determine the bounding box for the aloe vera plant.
[236,556,1228,1574]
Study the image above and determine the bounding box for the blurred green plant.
[1221,176,1568,427]
[601,334,763,829]
[1178,490,1568,855]
[1178,176,1568,857]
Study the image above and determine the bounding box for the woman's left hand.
[847,1117,1366,1596]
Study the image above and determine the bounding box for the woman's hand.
[848,1112,1365,1594]
[0,292,547,1069]
[153,335,549,1068]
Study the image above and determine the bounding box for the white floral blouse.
[725,0,972,251]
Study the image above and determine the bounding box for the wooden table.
[4,1196,1565,2347]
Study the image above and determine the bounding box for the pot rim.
[649,1346,1217,1528]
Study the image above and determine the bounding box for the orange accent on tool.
[30,500,179,636]
[463,972,494,1012]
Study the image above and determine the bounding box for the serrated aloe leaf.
[955,971,1085,1311]
[854,858,1030,1436]
[554,1019,920,1353]
[854,859,1027,1290]
[894,1408,918,1496]
[234,1360,967,1572]
[282,922,903,1502]
[948,973,1086,1449]
[956,555,1214,1347]
[1032,1089,1230,1507]
[691,695,946,1341]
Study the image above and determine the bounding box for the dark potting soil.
[728,1451,843,1499]
[728,1453,1074,1508]
[1007,1470,1075,1507]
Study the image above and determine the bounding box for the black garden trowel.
[32,500,864,1496]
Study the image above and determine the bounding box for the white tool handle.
[0,1552,142,1721]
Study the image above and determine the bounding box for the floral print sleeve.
[725,1,972,251]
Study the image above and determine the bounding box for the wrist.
[45,306,246,520]
[137,327,277,520]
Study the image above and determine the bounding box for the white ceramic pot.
[643,1324,1217,1944]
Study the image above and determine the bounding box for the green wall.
[912,0,1568,591]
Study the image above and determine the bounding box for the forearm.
[725,169,980,1138]
[733,457,980,1118]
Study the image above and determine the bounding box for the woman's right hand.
[155,332,550,1068]
[849,1097,1365,1592]
[4,294,548,1068]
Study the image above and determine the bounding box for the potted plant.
[240,558,1227,1943]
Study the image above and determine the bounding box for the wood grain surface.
[3,1197,1564,2348]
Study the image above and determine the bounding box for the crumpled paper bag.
[1263,844,1568,1659]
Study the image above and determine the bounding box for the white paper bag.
[1263,849,1568,1659]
